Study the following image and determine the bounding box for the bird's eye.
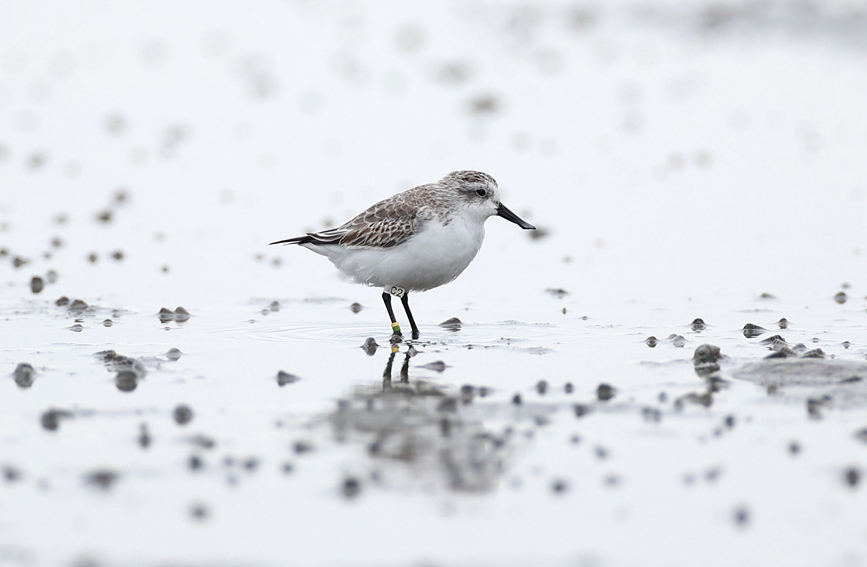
[475,188,487,197]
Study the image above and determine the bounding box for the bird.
[270,170,535,340]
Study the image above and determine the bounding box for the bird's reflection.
[381,344,414,387]
[328,342,511,493]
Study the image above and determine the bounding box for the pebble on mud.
[551,479,569,494]
[596,383,616,402]
[511,393,522,406]
[564,382,574,394]
[138,424,151,449]
[742,323,766,339]
[350,302,363,313]
[733,505,750,528]
[834,291,847,304]
[844,467,861,488]
[778,318,789,329]
[41,409,69,431]
[642,407,662,423]
[85,469,119,491]
[545,288,568,298]
[361,337,379,355]
[166,348,182,361]
[277,371,300,386]
[574,404,591,417]
[68,299,89,314]
[788,441,801,456]
[690,318,707,331]
[115,371,139,392]
[342,476,361,498]
[159,306,191,323]
[293,441,314,455]
[189,502,210,521]
[188,455,204,471]
[645,336,658,348]
[55,296,70,307]
[173,405,194,425]
[536,380,548,395]
[439,317,462,331]
[29,276,44,294]
[13,363,35,388]
[2,465,21,483]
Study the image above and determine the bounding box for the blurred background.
[2,0,866,313]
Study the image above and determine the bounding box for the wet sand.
[2,2,867,566]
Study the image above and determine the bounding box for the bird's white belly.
[307,220,485,291]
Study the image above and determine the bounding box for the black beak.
[496,203,535,230]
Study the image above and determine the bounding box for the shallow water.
[3,2,867,566]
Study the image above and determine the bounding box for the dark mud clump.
[342,476,361,499]
[276,371,300,386]
[97,350,147,392]
[3,465,22,483]
[545,288,568,298]
[13,363,35,388]
[173,405,194,425]
[419,360,448,372]
[693,344,722,377]
[844,467,861,488]
[115,371,139,392]
[733,505,751,528]
[596,383,616,401]
[68,299,90,315]
[30,276,44,294]
[41,409,72,431]
[138,424,152,449]
[159,306,191,323]
[439,317,462,331]
[361,337,379,356]
[189,502,210,521]
[574,404,591,417]
[85,469,119,491]
[742,323,766,338]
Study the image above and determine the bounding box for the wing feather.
[270,186,434,248]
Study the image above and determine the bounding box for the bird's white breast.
[306,216,486,291]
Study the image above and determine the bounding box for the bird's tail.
[269,235,314,246]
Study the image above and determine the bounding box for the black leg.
[382,292,402,340]
[401,293,420,340]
